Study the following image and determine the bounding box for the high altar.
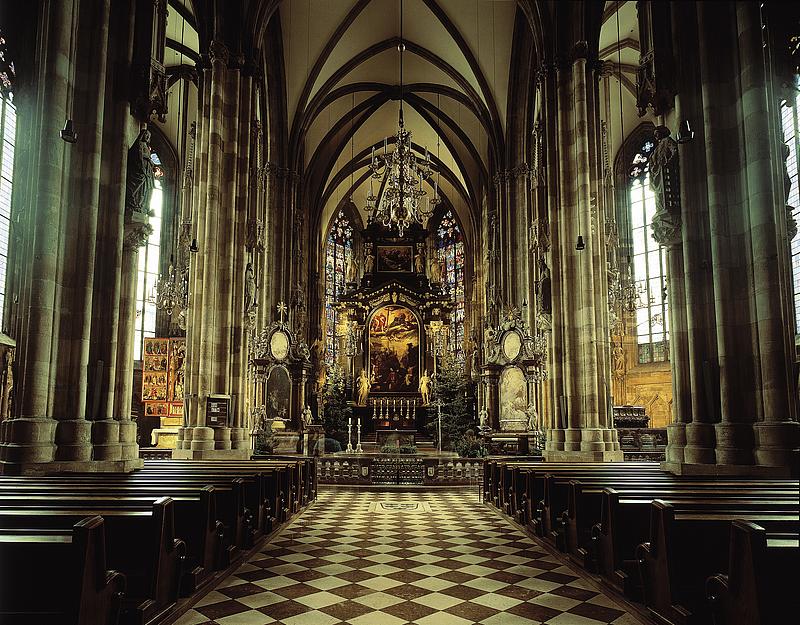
[335,221,452,447]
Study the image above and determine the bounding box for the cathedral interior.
[0,1,798,624]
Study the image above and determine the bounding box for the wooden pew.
[0,497,185,625]
[0,477,247,565]
[0,515,125,625]
[706,520,800,625]
[636,500,799,625]
[564,479,797,571]
[0,485,221,592]
[591,484,799,596]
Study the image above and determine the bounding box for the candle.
[348,417,352,426]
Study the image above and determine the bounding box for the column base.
[189,426,215,451]
[231,427,249,450]
[171,448,250,460]
[714,422,755,466]
[118,419,139,461]
[753,421,800,473]
[0,418,57,463]
[665,423,687,463]
[91,419,121,461]
[661,460,793,477]
[543,450,624,462]
[213,427,232,450]
[682,422,716,464]
[55,419,95,461]
[547,428,621,455]
[0,458,143,476]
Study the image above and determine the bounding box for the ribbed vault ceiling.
[275,0,518,236]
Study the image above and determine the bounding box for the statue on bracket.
[429,256,442,283]
[364,248,375,274]
[244,262,257,317]
[419,369,431,405]
[536,256,552,315]
[649,126,681,247]
[125,128,155,215]
[414,245,425,274]
[356,368,371,406]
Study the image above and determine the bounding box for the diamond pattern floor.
[173,488,646,625]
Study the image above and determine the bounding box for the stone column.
[544,49,621,462]
[482,365,501,431]
[107,215,151,461]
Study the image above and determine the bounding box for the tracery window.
[435,210,465,361]
[324,210,353,366]
[133,162,164,360]
[628,137,669,363]
[781,96,800,334]
[0,30,15,323]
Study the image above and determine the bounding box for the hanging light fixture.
[366,0,441,236]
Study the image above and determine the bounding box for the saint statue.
[364,251,375,273]
[537,255,552,315]
[301,405,313,428]
[414,248,425,274]
[244,262,257,314]
[356,368,371,406]
[478,408,488,430]
[419,369,431,405]
[346,255,357,283]
[649,126,681,246]
[125,128,155,214]
[429,257,441,283]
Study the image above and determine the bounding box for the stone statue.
[419,369,431,405]
[301,405,313,427]
[125,128,155,214]
[782,142,797,240]
[649,126,682,246]
[612,341,625,379]
[364,250,375,273]
[526,403,538,431]
[414,248,425,274]
[537,256,552,315]
[429,257,441,283]
[356,369,371,406]
[346,255,357,283]
[244,262,257,315]
[478,408,488,430]
[2,348,14,421]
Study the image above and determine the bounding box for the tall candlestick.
[356,418,363,453]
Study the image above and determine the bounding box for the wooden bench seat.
[0,515,125,625]
[0,485,221,593]
[0,497,185,625]
[636,500,800,625]
[706,520,800,625]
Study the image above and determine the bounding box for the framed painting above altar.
[377,245,413,272]
[368,305,420,393]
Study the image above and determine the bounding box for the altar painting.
[369,305,420,392]
[377,246,413,272]
[500,366,528,431]
[265,366,291,421]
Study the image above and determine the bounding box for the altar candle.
[348,417,352,426]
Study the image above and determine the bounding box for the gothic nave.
[0,1,798,625]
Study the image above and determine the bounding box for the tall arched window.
[435,210,465,361]
[324,210,353,365]
[628,137,669,363]
[781,96,800,334]
[0,30,16,323]
[133,163,164,360]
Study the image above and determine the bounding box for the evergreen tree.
[322,363,352,438]
[427,354,475,451]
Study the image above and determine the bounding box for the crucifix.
[277,301,288,325]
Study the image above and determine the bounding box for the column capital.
[123,212,153,251]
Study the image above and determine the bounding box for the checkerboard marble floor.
[172,488,646,625]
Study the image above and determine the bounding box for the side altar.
[334,221,452,446]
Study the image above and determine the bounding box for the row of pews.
[484,459,799,625]
[0,457,316,625]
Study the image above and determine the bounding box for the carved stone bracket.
[123,212,153,252]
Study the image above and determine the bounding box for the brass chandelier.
[366,0,441,236]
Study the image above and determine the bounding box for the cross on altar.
[277,301,288,324]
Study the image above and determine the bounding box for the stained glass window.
[781,96,800,335]
[629,137,669,363]
[324,210,353,365]
[435,210,465,361]
[0,44,14,323]
[134,167,163,360]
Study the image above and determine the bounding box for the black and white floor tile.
[172,488,646,625]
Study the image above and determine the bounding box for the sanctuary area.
[0,1,797,625]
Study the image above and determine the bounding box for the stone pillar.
[482,365,501,431]
[543,48,621,462]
